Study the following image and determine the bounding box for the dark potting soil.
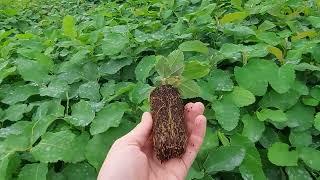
[150,85,188,162]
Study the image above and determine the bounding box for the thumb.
[124,112,153,147]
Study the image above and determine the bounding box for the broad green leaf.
[0,121,30,138]
[217,131,230,146]
[155,56,171,78]
[182,61,210,79]
[15,58,50,83]
[62,162,96,180]
[242,114,265,142]
[235,59,276,96]
[100,81,115,99]
[64,133,90,163]
[219,43,243,59]
[1,84,39,105]
[299,147,320,171]
[259,89,300,111]
[99,59,132,75]
[307,16,320,28]
[269,64,295,94]
[178,40,208,54]
[78,81,101,101]
[63,15,77,38]
[204,146,245,172]
[4,104,28,121]
[179,79,201,98]
[67,100,95,127]
[292,30,317,41]
[198,130,219,161]
[31,130,76,163]
[220,12,248,24]
[135,56,156,82]
[231,86,255,107]
[256,109,287,122]
[30,116,57,144]
[0,65,16,84]
[310,86,320,101]
[90,102,129,135]
[208,69,233,91]
[102,32,129,56]
[0,153,20,180]
[231,135,267,180]
[286,103,315,131]
[85,122,134,169]
[40,79,69,98]
[129,82,153,104]
[213,98,240,131]
[286,166,312,180]
[256,32,281,46]
[267,142,298,166]
[167,50,184,77]
[258,20,276,31]
[295,63,320,72]
[18,163,48,180]
[289,131,312,148]
[314,113,320,131]
[302,97,318,106]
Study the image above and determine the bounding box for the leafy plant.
[0,0,320,179]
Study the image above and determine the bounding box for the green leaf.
[242,114,265,142]
[102,32,129,56]
[135,55,156,82]
[1,84,39,105]
[267,142,298,166]
[286,103,315,131]
[307,16,320,28]
[67,100,95,127]
[256,32,281,46]
[182,61,210,79]
[198,130,219,161]
[269,64,295,94]
[18,163,48,180]
[179,79,201,98]
[213,98,240,131]
[129,82,153,104]
[220,12,248,24]
[62,162,96,180]
[204,146,245,173]
[0,121,30,138]
[3,104,28,121]
[207,69,233,91]
[31,130,76,163]
[231,135,267,180]
[85,122,134,170]
[178,40,208,54]
[90,102,129,135]
[15,58,50,83]
[289,131,312,148]
[186,166,204,180]
[299,147,320,171]
[314,113,320,131]
[231,86,256,107]
[256,109,287,122]
[235,59,276,96]
[167,50,185,77]
[259,89,300,111]
[310,86,320,101]
[99,59,132,75]
[40,79,69,98]
[286,166,312,180]
[64,133,90,163]
[63,15,77,38]
[78,81,101,101]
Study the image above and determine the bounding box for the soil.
[150,85,188,162]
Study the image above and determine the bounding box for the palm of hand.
[98,102,206,180]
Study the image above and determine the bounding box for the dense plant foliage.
[0,0,320,179]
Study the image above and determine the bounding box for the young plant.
[150,49,203,161]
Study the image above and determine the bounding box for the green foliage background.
[1,0,320,179]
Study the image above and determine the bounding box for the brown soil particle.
[150,85,188,162]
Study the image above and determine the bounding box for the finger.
[184,102,205,132]
[123,112,153,147]
[182,115,206,169]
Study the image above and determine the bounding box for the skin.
[98,102,207,180]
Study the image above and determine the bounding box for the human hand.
[98,102,207,180]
